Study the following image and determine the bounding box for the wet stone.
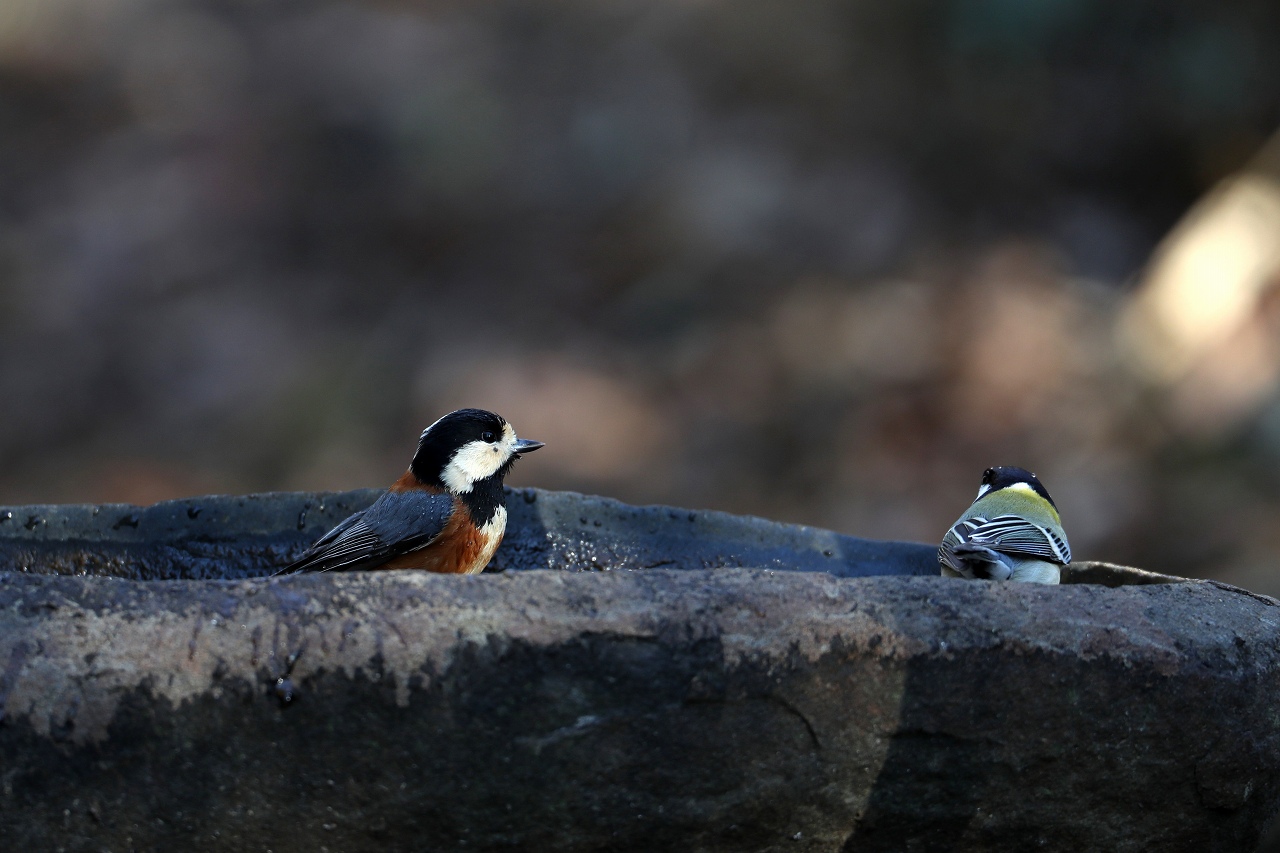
[0,490,1274,851]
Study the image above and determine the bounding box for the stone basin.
[0,489,1277,852]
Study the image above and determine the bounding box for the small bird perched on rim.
[280,408,543,575]
[938,466,1071,585]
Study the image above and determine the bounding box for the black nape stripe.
[983,466,1057,510]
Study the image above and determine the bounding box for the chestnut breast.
[380,497,507,574]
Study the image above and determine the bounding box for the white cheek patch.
[441,441,505,492]
[440,423,519,492]
[975,483,992,500]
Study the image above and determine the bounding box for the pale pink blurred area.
[3,0,1280,593]
[415,354,677,496]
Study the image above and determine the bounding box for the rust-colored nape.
[388,470,441,494]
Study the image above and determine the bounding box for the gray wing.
[282,490,455,573]
[938,521,970,575]
[940,514,1070,571]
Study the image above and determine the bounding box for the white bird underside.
[940,559,1061,584]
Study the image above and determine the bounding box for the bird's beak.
[513,438,544,455]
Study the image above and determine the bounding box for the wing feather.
[967,514,1071,564]
[282,490,455,574]
[937,513,1071,574]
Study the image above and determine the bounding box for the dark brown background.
[2,0,1280,591]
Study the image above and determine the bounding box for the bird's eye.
[982,468,995,484]
[481,431,496,443]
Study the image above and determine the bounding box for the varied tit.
[938,466,1071,585]
[281,408,543,575]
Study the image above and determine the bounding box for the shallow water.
[0,487,941,581]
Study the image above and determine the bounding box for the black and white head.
[410,409,543,494]
[973,466,1057,508]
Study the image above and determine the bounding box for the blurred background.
[2,0,1280,591]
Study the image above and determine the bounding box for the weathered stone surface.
[1,568,1278,852]
[0,488,939,580]
[0,490,1277,851]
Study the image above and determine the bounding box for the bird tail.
[951,542,1014,581]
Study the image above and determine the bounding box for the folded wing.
[938,514,1071,575]
[282,490,455,573]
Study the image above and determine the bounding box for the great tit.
[938,466,1071,584]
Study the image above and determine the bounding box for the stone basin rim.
[0,488,1244,593]
[2,558,1278,851]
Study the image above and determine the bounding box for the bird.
[280,408,543,575]
[938,466,1071,584]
